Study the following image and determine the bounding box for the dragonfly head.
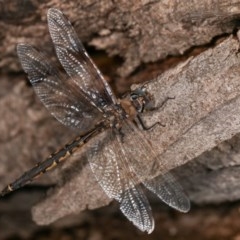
[130,85,155,113]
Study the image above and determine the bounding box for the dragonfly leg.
[137,115,165,131]
[138,96,175,131]
[154,96,175,110]
[118,128,125,142]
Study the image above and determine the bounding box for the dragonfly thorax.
[101,102,129,129]
[104,86,155,129]
[119,98,138,120]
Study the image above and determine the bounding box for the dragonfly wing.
[47,8,116,110]
[87,129,154,233]
[119,181,154,234]
[117,120,190,213]
[17,43,102,132]
[143,173,190,212]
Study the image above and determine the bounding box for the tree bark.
[1,0,240,76]
[1,0,240,234]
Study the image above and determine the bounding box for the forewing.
[143,173,190,212]
[17,43,102,132]
[47,8,116,110]
[118,120,190,213]
[87,129,154,233]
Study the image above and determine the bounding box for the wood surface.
[1,0,240,236]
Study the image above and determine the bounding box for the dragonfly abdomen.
[0,125,103,197]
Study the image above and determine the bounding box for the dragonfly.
[0,8,190,233]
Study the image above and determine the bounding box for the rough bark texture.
[1,0,240,238]
[1,0,240,76]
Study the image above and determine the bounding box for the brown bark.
[1,0,240,236]
[1,0,240,76]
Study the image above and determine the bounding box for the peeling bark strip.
[32,34,240,225]
[1,0,240,75]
